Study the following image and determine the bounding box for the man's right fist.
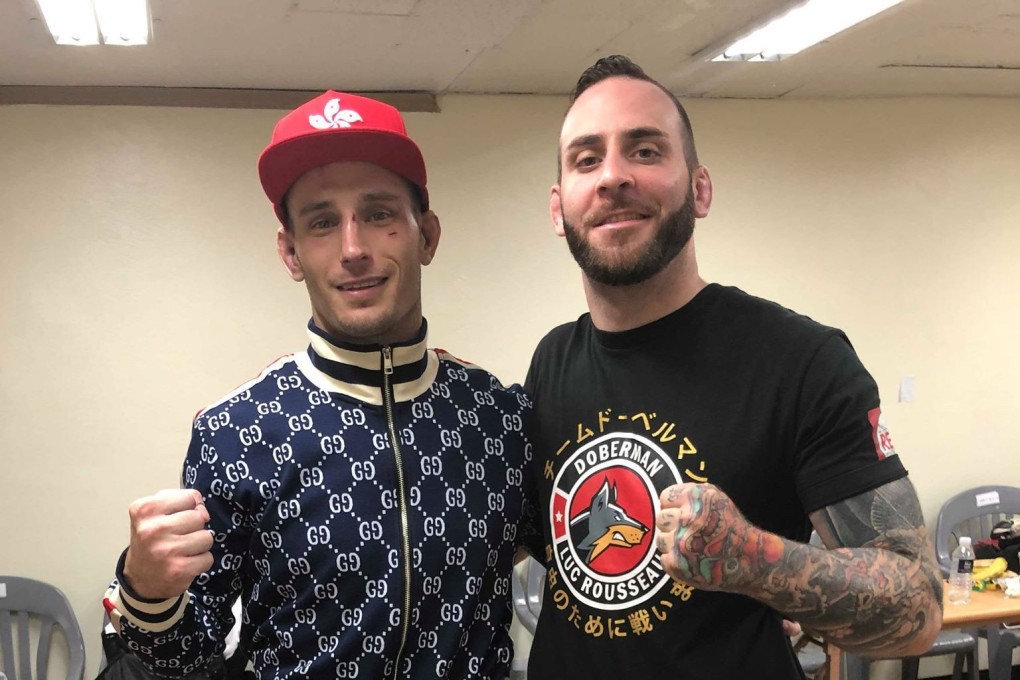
[122,488,214,600]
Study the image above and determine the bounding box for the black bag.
[96,633,228,680]
[997,539,1020,573]
[974,520,1020,574]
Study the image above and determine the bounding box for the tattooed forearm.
[655,478,943,658]
[764,479,942,657]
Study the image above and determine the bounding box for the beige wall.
[1,94,1018,679]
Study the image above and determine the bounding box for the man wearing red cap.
[104,91,538,680]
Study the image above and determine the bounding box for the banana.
[972,557,1009,582]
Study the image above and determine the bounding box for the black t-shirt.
[523,284,907,680]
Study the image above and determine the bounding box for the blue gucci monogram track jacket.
[105,321,538,680]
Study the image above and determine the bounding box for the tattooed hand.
[654,483,783,593]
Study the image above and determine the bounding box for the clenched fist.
[122,488,214,600]
[653,483,783,593]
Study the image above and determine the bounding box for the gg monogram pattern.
[113,329,536,680]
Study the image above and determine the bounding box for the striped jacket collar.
[300,319,439,406]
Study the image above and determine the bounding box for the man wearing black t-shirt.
[523,55,943,679]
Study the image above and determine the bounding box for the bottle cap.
[959,536,972,547]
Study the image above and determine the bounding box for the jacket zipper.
[382,346,412,679]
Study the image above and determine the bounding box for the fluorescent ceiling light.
[35,0,150,46]
[35,0,100,46]
[711,0,905,62]
[93,0,150,45]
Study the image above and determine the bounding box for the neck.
[309,317,428,350]
[583,242,707,332]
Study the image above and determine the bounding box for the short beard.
[562,192,695,287]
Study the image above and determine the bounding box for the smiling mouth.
[594,211,650,227]
[338,277,386,291]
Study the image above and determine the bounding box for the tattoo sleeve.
[750,478,943,657]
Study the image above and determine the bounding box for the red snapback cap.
[258,91,429,225]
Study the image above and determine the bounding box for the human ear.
[418,211,442,266]
[277,227,305,282]
[550,185,566,237]
[691,166,713,219]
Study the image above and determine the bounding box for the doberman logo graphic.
[570,478,649,563]
[552,433,680,608]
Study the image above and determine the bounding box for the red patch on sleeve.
[867,407,897,460]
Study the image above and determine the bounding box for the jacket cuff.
[105,548,190,633]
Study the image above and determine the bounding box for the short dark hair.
[559,54,699,177]
[280,176,425,231]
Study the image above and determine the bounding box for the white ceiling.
[2,0,1019,106]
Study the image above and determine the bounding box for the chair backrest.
[511,557,546,636]
[934,485,1020,578]
[0,576,85,680]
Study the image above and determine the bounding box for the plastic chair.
[511,557,544,636]
[934,485,1020,680]
[848,626,980,680]
[0,576,85,680]
[792,635,827,677]
[894,628,979,680]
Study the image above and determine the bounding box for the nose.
[339,215,370,264]
[596,150,633,195]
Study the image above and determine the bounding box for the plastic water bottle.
[948,536,975,605]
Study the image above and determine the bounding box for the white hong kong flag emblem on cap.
[309,98,363,129]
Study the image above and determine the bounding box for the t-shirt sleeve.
[793,333,908,513]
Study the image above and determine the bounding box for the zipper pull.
[382,346,394,375]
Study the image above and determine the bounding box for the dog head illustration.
[570,478,649,563]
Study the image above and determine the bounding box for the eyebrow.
[361,192,403,203]
[625,126,668,141]
[564,126,668,153]
[565,134,602,153]
[297,200,333,217]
